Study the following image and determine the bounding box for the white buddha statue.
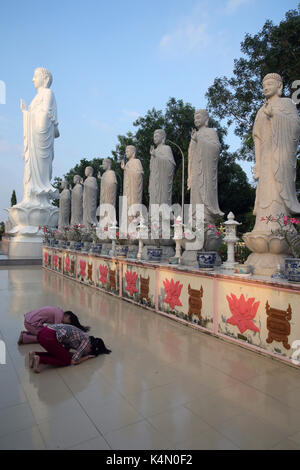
[58,181,70,230]
[8,68,59,257]
[149,129,175,208]
[187,109,223,223]
[83,166,98,227]
[71,175,83,226]
[98,158,117,208]
[244,73,300,274]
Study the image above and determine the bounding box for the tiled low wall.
[43,247,300,368]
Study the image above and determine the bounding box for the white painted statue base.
[8,234,43,259]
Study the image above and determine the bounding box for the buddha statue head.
[73,175,82,185]
[60,181,69,190]
[153,129,166,146]
[85,166,94,178]
[194,109,209,129]
[262,73,283,99]
[125,145,136,160]
[32,67,53,90]
[102,158,112,171]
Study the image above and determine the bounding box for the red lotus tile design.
[163,278,183,310]
[65,257,70,273]
[125,270,138,296]
[54,255,58,268]
[44,252,48,265]
[226,293,260,334]
[99,265,109,285]
[79,260,86,278]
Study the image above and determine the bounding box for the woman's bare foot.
[18,332,23,345]
[29,351,35,368]
[33,355,40,373]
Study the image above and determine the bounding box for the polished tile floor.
[1,266,300,450]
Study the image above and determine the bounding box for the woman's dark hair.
[89,336,111,357]
[64,311,90,333]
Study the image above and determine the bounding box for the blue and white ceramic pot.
[197,251,217,269]
[285,258,300,282]
[116,245,129,257]
[147,248,162,262]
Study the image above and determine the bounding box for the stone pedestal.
[8,234,43,259]
[245,252,286,276]
[7,203,58,259]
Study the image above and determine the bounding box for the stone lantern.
[137,216,148,261]
[109,221,118,257]
[223,212,241,270]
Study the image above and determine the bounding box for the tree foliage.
[206,6,300,162]
[10,190,17,207]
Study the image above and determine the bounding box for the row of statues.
[58,116,223,235]
[8,67,300,274]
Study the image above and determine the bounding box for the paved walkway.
[1,266,300,450]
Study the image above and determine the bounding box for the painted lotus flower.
[99,265,108,285]
[125,270,138,296]
[54,255,58,268]
[79,260,86,278]
[226,293,260,334]
[65,257,70,273]
[163,278,183,310]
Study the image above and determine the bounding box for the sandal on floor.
[33,355,40,374]
[18,332,24,345]
[29,352,35,368]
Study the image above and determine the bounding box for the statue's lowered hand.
[263,102,273,118]
[191,129,197,142]
[20,99,26,112]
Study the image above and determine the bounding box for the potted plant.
[54,229,67,248]
[89,226,102,254]
[115,231,129,257]
[66,225,82,250]
[40,226,54,246]
[184,223,223,269]
[262,214,300,282]
[147,223,162,262]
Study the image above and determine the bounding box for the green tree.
[10,190,17,206]
[206,6,300,162]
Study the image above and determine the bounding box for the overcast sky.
[0,0,297,220]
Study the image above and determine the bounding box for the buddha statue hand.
[191,129,197,142]
[20,98,26,112]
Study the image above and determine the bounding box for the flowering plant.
[40,225,53,242]
[66,225,83,242]
[53,229,67,241]
[184,223,221,242]
[89,225,102,244]
[261,214,300,258]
